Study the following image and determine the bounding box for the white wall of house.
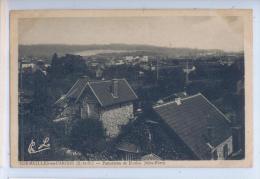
[87,103,99,119]
[81,99,88,119]
[213,136,233,160]
[100,103,133,138]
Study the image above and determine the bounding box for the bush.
[69,118,106,154]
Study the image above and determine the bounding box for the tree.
[69,118,106,154]
[31,69,49,115]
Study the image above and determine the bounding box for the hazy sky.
[18,16,244,52]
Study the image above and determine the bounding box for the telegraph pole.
[185,61,189,85]
[156,58,159,86]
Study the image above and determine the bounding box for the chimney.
[175,98,181,105]
[112,79,119,98]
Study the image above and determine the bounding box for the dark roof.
[141,153,161,160]
[56,78,138,107]
[66,77,89,100]
[55,77,89,106]
[153,93,232,160]
[89,79,138,107]
[116,142,141,153]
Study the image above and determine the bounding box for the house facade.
[55,77,138,138]
[211,136,233,160]
[153,93,233,160]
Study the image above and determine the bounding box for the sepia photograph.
[10,9,253,167]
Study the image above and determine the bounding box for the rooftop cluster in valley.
[18,47,244,161]
[53,77,240,160]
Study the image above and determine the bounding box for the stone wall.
[100,103,133,138]
[213,136,233,160]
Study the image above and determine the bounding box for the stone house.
[153,93,233,160]
[55,77,138,138]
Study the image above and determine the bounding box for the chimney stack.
[112,79,119,98]
[175,98,181,105]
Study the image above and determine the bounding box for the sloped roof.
[89,79,138,107]
[55,78,138,107]
[153,93,232,160]
[116,142,141,153]
[66,77,89,100]
[141,153,161,160]
[55,77,89,106]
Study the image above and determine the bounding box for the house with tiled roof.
[153,93,233,160]
[116,141,141,160]
[55,77,138,138]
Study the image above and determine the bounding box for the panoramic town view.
[18,44,244,161]
[17,15,245,161]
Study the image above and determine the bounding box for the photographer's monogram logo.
[28,137,50,154]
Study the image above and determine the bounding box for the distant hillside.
[19,44,239,60]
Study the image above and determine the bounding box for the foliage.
[50,53,89,79]
[69,118,106,154]
[18,52,245,160]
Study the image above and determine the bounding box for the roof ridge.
[88,82,104,106]
[65,79,80,97]
[75,81,89,103]
[123,78,138,99]
[199,93,232,123]
[181,93,201,101]
[89,79,125,84]
[153,93,201,109]
[154,93,231,123]
[55,79,82,104]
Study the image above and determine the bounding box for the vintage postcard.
[0,0,5,166]
[9,178,92,179]
[10,9,253,167]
